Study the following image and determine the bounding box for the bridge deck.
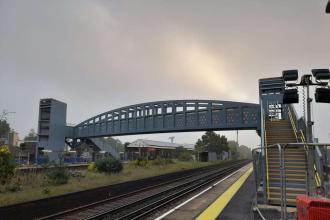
[70,100,260,139]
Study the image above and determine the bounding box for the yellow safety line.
[196,167,253,220]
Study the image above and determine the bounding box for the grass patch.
[0,160,229,207]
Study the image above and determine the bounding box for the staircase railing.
[90,138,120,159]
[314,146,323,187]
[285,105,323,191]
[252,149,263,193]
[260,101,270,203]
[286,105,299,143]
[299,131,322,189]
[263,110,270,202]
[253,144,287,220]
[252,143,330,220]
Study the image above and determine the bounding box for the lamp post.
[306,76,313,143]
[282,69,330,142]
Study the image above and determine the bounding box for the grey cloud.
[0,0,329,146]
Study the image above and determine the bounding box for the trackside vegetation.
[95,158,123,174]
[0,158,229,207]
[0,146,16,184]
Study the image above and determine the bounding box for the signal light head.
[312,69,330,80]
[282,70,298,81]
[283,88,299,104]
[315,88,330,103]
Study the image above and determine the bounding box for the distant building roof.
[127,139,194,150]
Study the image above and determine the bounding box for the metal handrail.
[253,149,265,205]
[252,142,330,220]
[300,130,309,154]
[286,105,299,142]
[314,147,324,186]
[286,105,322,188]
[299,128,322,188]
[260,100,268,203]
[253,143,285,219]
[253,204,267,220]
[263,113,270,201]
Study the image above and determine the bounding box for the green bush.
[87,162,97,172]
[46,167,69,185]
[42,187,50,194]
[6,182,21,192]
[0,146,16,184]
[130,158,149,167]
[95,158,123,174]
[152,157,174,166]
[178,151,193,161]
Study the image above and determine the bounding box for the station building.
[125,139,194,160]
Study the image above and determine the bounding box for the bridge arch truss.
[71,100,260,139]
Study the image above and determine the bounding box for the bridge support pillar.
[38,99,67,163]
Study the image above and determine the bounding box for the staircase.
[89,138,120,159]
[265,119,307,206]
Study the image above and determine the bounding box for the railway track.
[39,160,248,220]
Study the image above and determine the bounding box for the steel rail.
[121,164,245,220]
[85,161,248,220]
[39,160,246,220]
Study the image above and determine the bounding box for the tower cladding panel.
[38,99,67,162]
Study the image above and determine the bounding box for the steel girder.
[70,100,260,139]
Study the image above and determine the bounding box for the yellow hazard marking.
[196,167,253,220]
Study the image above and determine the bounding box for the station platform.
[214,170,254,220]
[157,163,254,220]
[198,166,254,220]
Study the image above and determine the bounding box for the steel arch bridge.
[68,100,260,139]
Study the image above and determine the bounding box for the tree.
[104,137,124,152]
[228,141,239,159]
[0,120,10,138]
[0,145,16,184]
[227,141,252,159]
[238,145,252,159]
[124,142,130,151]
[195,131,229,153]
[175,146,193,161]
[75,142,93,157]
[24,129,38,141]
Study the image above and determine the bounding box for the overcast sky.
[0,0,329,147]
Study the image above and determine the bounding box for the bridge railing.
[70,100,260,138]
